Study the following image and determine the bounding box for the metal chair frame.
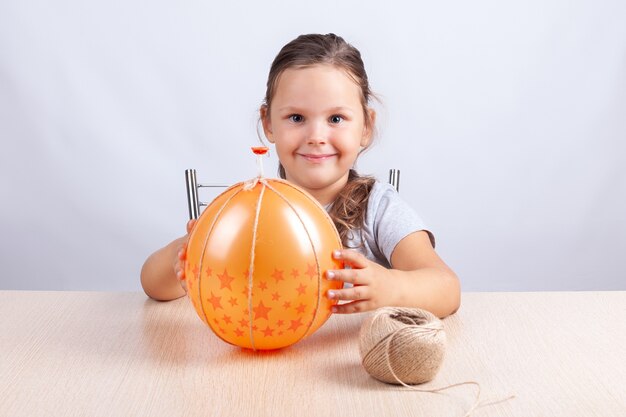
[185,168,400,220]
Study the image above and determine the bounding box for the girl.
[141,34,460,318]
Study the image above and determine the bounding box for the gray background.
[1,0,624,292]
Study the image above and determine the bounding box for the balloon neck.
[251,147,269,178]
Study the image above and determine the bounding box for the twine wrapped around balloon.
[359,307,515,416]
[184,147,344,350]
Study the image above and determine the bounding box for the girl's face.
[262,64,374,205]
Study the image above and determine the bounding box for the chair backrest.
[185,168,400,220]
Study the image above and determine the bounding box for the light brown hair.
[261,33,376,247]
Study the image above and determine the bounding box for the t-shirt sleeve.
[371,183,435,264]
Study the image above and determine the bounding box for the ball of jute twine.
[359,307,515,417]
[359,306,445,384]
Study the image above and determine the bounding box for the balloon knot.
[243,177,267,191]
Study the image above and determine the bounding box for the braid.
[278,166,374,246]
[327,170,375,247]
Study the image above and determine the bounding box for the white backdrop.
[1,0,624,291]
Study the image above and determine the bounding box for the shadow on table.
[212,311,365,361]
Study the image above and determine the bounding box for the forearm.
[140,237,187,301]
[388,267,460,318]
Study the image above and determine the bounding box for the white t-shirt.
[338,181,435,268]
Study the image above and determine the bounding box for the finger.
[331,300,372,314]
[175,264,186,281]
[186,219,197,234]
[326,268,369,286]
[332,249,369,269]
[327,285,369,302]
[326,285,370,301]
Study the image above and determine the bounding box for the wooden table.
[0,291,624,417]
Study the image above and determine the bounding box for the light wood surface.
[0,291,624,417]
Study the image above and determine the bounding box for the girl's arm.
[140,220,196,301]
[326,230,460,318]
[140,236,188,301]
[387,230,460,317]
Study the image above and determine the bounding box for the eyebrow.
[277,106,356,113]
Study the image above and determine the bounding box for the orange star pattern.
[184,178,345,350]
[296,283,307,295]
[207,292,222,310]
[289,317,303,332]
[218,269,235,291]
[272,269,284,282]
[305,263,317,280]
[254,301,272,320]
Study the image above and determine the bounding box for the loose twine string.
[359,307,515,417]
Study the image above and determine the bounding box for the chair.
[185,168,400,220]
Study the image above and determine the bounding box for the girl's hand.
[173,219,196,293]
[325,249,396,314]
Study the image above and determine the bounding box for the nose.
[306,120,328,145]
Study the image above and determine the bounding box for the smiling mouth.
[298,153,337,162]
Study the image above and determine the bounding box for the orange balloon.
[185,178,344,350]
